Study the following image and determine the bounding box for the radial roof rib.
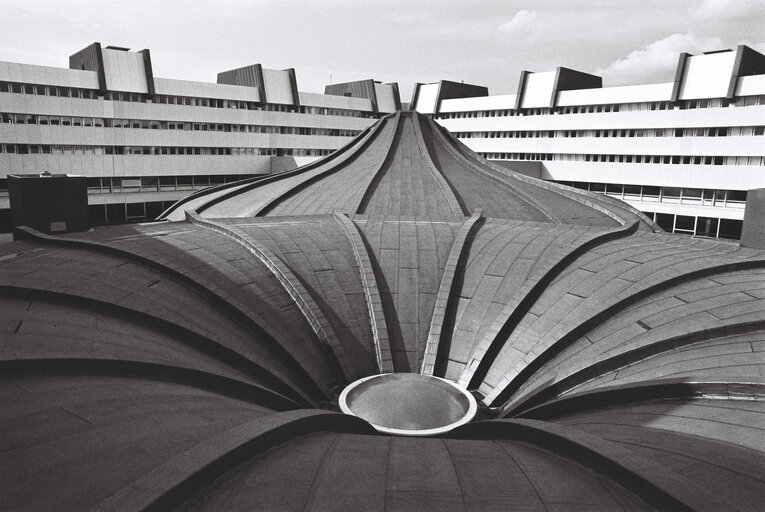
[160,176,264,222]
[352,216,464,371]
[262,113,402,216]
[478,234,765,408]
[421,209,484,376]
[213,215,381,379]
[188,214,354,386]
[13,223,345,403]
[430,121,642,227]
[91,410,376,512]
[333,211,395,373]
[194,119,386,218]
[516,268,765,401]
[356,112,464,219]
[446,220,635,388]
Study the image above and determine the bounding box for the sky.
[1,0,764,101]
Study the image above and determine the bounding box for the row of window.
[555,181,747,206]
[642,212,742,239]
[0,80,376,118]
[0,112,361,136]
[436,96,765,119]
[482,152,765,166]
[0,174,255,194]
[454,125,765,139]
[85,174,256,195]
[89,200,178,225]
[0,144,333,157]
[0,82,98,99]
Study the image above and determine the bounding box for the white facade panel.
[520,72,555,108]
[537,160,764,190]
[0,62,99,88]
[374,83,397,113]
[299,91,372,111]
[415,83,440,114]
[438,105,765,132]
[678,52,737,100]
[262,69,294,105]
[460,134,765,158]
[153,78,262,102]
[439,94,516,113]
[558,83,673,106]
[736,74,765,97]
[101,49,149,94]
[621,199,745,221]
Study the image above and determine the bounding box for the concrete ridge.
[446,418,720,511]
[12,225,322,404]
[486,258,765,409]
[256,114,396,216]
[517,377,765,421]
[434,121,652,229]
[0,357,300,411]
[410,111,465,217]
[501,319,765,416]
[332,211,394,373]
[0,283,313,405]
[429,119,561,223]
[421,209,484,376]
[355,111,406,214]
[188,213,354,386]
[191,119,382,216]
[159,174,265,221]
[89,410,377,512]
[460,221,639,391]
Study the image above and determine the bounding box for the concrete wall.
[741,187,765,248]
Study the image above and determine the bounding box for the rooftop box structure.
[8,173,89,238]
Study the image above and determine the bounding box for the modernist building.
[0,43,396,229]
[414,45,765,239]
[2,43,764,239]
[2,111,764,510]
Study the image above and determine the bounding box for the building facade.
[414,45,765,239]
[0,43,395,229]
[2,43,764,239]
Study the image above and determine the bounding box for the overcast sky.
[1,0,764,101]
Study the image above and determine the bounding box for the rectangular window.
[695,217,718,237]
[642,186,660,198]
[675,215,695,232]
[719,219,743,239]
[655,213,674,232]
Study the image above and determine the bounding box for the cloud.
[498,10,538,35]
[594,32,725,85]
[696,0,763,19]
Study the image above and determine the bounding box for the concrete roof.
[1,111,764,511]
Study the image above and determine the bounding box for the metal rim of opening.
[338,373,478,436]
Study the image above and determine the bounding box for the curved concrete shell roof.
[2,111,764,511]
[162,111,655,228]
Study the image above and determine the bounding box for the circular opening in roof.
[338,373,477,436]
